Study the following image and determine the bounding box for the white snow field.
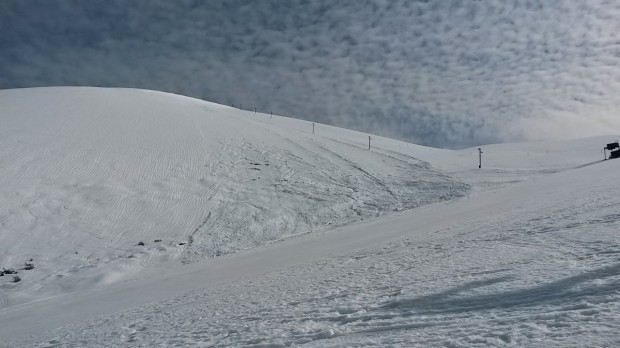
[0,87,619,347]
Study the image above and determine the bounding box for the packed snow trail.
[2,156,619,347]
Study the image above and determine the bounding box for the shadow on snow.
[381,263,620,315]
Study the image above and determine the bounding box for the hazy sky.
[2,0,620,148]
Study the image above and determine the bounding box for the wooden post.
[478,148,483,168]
[368,136,371,150]
[312,122,315,134]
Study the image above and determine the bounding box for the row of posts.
[231,103,484,167]
[233,104,373,150]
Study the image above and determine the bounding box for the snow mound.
[0,87,467,307]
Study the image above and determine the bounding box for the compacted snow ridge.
[0,87,619,347]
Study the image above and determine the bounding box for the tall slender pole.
[478,148,483,168]
[368,136,371,150]
[312,122,315,134]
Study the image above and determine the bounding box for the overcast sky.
[2,0,620,148]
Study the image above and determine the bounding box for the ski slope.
[0,87,619,347]
[0,87,467,308]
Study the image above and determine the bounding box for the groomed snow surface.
[0,87,618,347]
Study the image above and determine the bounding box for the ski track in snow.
[1,87,619,347]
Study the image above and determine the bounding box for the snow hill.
[1,87,619,347]
[0,87,470,308]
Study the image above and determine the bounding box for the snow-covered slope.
[0,87,468,308]
[1,87,618,347]
[7,155,618,348]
